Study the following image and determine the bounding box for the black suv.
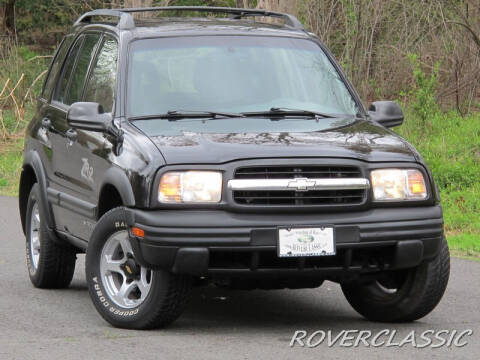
[19,7,449,329]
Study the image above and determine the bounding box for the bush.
[401,54,441,129]
[0,42,50,139]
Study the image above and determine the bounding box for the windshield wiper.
[241,107,336,119]
[129,110,245,121]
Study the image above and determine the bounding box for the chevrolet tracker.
[19,6,449,329]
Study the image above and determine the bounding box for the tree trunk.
[236,0,251,8]
[256,0,298,17]
[2,0,16,35]
[123,0,153,8]
[123,0,153,18]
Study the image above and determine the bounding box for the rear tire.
[25,184,76,288]
[86,207,192,329]
[341,237,450,322]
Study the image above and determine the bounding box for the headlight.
[371,169,427,201]
[159,171,222,203]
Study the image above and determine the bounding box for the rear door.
[35,35,73,182]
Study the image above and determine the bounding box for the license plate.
[278,227,335,257]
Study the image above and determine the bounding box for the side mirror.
[67,102,112,132]
[368,101,404,128]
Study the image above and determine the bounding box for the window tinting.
[55,36,83,103]
[42,36,72,100]
[85,36,118,113]
[66,34,100,105]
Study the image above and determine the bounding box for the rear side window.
[84,36,118,113]
[66,34,100,105]
[54,36,84,104]
[54,33,100,105]
[42,36,73,100]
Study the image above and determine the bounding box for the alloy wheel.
[99,231,152,309]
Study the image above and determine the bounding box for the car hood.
[147,120,418,164]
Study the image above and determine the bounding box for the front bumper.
[124,206,444,279]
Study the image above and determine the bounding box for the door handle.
[66,128,77,142]
[41,117,51,129]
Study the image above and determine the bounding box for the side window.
[42,35,73,100]
[54,36,84,104]
[84,36,118,113]
[66,34,101,105]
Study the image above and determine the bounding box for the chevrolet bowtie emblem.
[287,178,316,191]
[125,265,133,274]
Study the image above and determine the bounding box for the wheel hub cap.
[121,256,141,281]
[99,231,153,309]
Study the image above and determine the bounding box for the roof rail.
[73,9,135,29]
[73,6,304,31]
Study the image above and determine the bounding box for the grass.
[0,136,23,197]
[1,43,48,196]
[396,109,480,258]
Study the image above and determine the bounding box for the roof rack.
[73,6,304,31]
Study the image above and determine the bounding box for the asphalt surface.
[0,195,478,360]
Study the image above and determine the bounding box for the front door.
[48,32,102,238]
[64,34,119,240]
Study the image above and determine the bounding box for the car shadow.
[171,283,381,333]
[61,263,433,334]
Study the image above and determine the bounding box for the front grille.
[232,165,366,206]
[233,189,365,205]
[234,166,361,179]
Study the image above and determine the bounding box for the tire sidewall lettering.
[26,246,35,276]
[92,276,140,316]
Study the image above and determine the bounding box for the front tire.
[341,237,450,322]
[25,184,76,288]
[86,208,192,329]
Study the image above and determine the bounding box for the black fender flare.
[98,166,135,208]
[22,150,56,230]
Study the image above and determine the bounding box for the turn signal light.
[408,171,427,196]
[131,227,145,238]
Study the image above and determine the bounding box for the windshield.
[127,36,359,118]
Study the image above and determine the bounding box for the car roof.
[124,18,311,39]
[72,7,314,40]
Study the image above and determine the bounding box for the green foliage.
[0,44,51,96]
[0,138,23,197]
[449,233,480,253]
[0,44,49,139]
[396,109,480,243]
[153,0,236,6]
[443,186,480,233]
[12,0,238,45]
[405,54,440,127]
[16,46,36,60]
[1,107,35,134]
[429,158,480,189]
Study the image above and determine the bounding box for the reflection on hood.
[147,120,417,164]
